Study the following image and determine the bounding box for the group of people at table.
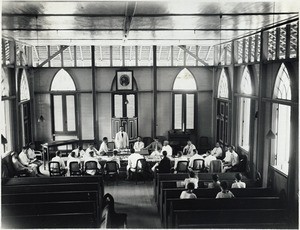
[11,127,240,178]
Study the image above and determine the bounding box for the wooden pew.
[1,176,104,228]
[173,209,288,228]
[167,197,284,228]
[160,187,273,223]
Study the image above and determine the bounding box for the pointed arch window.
[272,64,292,175]
[50,69,77,137]
[173,68,197,130]
[239,67,253,151]
[20,72,30,102]
[217,70,229,99]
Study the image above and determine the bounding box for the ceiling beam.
[2,28,257,31]
[37,45,68,67]
[178,45,209,66]
[123,1,137,38]
[205,46,213,61]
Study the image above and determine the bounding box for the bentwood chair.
[209,160,223,173]
[192,159,205,173]
[104,161,119,184]
[176,161,189,173]
[84,161,101,175]
[49,161,64,176]
[69,161,82,176]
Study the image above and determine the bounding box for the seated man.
[84,143,98,158]
[208,174,221,189]
[18,146,38,175]
[99,137,109,155]
[183,140,196,156]
[223,145,239,172]
[151,150,171,173]
[109,150,121,168]
[183,171,199,189]
[173,151,188,172]
[67,151,81,171]
[126,148,144,180]
[70,145,85,158]
[51,151,67,175]
[188,149,204,169]
[161,140,172,157]
[26,142,43,167]
[11,152,36,177]
[216,181,235,199]
[211,142,223,159]
[204,150,217,171]
[231,173,246,188]
[146,137,162,155]
[180,182,197,199]
[84,151,101,175]
[133,136,144,152]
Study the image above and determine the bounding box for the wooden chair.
[191,159,205,172]
[48,161,65,177]
[131,158,147,184]
[84,161,101,175]
[176,161,189,173]
[209,160,223,173]
[69,162,81,176]
[104,161,119,184]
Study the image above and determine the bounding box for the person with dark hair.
[231,173,246,188]
[11,151,36,177]
[180,182,197,199]
[133,136,144,152]
[99,137,109,155]
[223,145,239,172]
[151,150,171,173]
[83,151,101,175]
[183,140,196,155]
[51,151,67,175]
[211,142,223,159]
[110,150,121,168]
[84,143,98,158]
[67,151,81,170]
[216,181,235,198]
[208,174,221,189]
[19,146,38,174]
[184,170,199,189]
[146,137,162,155]
[26,142,42,167]
[115,126,129,150]
[126,148,144,180]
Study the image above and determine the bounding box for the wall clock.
[116,70,133,90]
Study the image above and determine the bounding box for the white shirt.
[224,150,239,166]
[162,145,173,156]
[183,144,196,155]
[67,156,80,169]
[188,154,204,168]
[27,148,36,160]
[127,153,143,171]
[19,151,30,166]
[211,147,223,158]
[115,131,129,149]
[180,191,197,199]
[184,177,199,189]
[84,156,101,175]
[231,181,246,188]
[204,154,217,168]
[99,142,108,154]
[51,156,66,169]
[133,141,144,152]
[84,147,98,158]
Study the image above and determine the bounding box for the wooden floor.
[105,180,162,229]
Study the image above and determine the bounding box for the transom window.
[217,69,229,99]
[20,71,30,102]
[272,64,292,175]
[239,67,253,151]
[173,68,196,130]
[51,69,77,138]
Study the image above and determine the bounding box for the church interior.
[1,0,299,229]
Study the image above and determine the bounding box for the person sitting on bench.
[11,152,36,177]
[231,173,246,188]
[208,174,221,189]
[216,181,235,199]
[223,145,239,172]
[18,146,38,175]
[51,151,67,175]
[183,170,199,189]
[26,142,43,167]
[180,182,197,199]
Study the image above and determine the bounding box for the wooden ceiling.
[2,0,299,46]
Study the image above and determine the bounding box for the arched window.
[239,67,253,151]
[20,72,30,102]
[51,69,77,138]
[272,64,292,175]
[173,68,197,130]
[217,69,229,99]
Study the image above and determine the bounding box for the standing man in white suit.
[115,126,129,149]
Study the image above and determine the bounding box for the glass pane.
[53,95,63,132]
[51,69,76,91]
[173,68,197,90]
[218,70,229,99]
[66,95,76,131]
[174,94,182,129]
[241,68,252,95]
[20,72,30,102]
[114,95,123,118]
[126,94,135,118]
[239,98,251,151]
[186,94,194,129]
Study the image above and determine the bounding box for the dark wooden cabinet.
[111,117,138,141]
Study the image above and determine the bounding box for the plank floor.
[105,180,162,229]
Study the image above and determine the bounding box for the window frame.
[111,92,138,118]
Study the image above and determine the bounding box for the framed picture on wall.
[116,70,133,90]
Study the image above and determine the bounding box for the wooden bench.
[160,187,273,223]
[165,197,284,228]
[173,209,288,228]
[2,176,104,228]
